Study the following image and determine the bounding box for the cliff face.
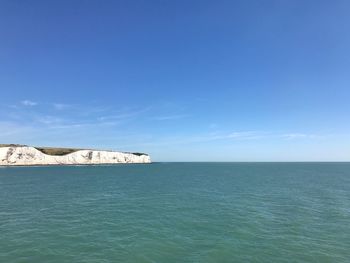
[0,146,151,166]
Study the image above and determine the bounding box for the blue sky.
[1,0,350,161]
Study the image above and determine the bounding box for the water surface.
[1,163,350,262]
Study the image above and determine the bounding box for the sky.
[1,0,350,161]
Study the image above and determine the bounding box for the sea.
[0,163,350,262]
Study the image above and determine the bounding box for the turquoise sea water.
[0,163,350,262]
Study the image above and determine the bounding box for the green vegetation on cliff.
[35,147,81,156]
[0,144,27,147]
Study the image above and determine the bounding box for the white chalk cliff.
[0,146,151,166]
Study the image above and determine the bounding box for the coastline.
[0,146,151,166]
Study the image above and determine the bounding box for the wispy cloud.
[21,100,37,106]
[35,115,63,125]
[1,99,329,156]
[191,131,262,142]
[124,131,263,148]
[1,103,152,135]
[152,114,190,121]
[53,103,71,110]
[281,133,321,140]
[226,131,262,139]
[116,130,325,149]
[98,107,152,121]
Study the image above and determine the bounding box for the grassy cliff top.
[0,144,27,147]
[0,144,81,156]
[36,147,81,156]
[0,144,148,156]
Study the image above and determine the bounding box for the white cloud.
[53,103,71,110]
[21,100,37,106]
[35,115,63,125]
[152,114,189,121]
[227,131,258,139]
[281,133,317,139]
[98,107,152,121]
